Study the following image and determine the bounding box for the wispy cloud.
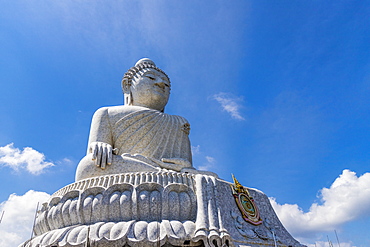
[306,241,353,247]
[0,143,54,175]
[191,145,218,171]
[213,92,245,120]
[191,145,201,155]
[0,190,50,246]
[270,169,370,243]
[206,156,215,164]
[56,157,74,166]
[198,156,216,171]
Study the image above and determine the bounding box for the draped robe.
[75,105,193,181]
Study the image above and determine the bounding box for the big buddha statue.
[20,59,304,247]
[75,58,194,181]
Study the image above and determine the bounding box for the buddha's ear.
[122,78,132,105]
[121,78,131,93]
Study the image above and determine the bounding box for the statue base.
[20,171,304,247]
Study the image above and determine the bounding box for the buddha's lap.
[75,154,160,181]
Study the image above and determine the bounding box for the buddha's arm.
[161,158,192,171]
[87,107,114,169]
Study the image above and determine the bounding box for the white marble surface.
[20,59,305,247]
[23,172,303,247]
[76,59,194,181]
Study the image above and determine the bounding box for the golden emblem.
[231,174,262,225]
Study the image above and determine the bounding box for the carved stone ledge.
[21,172,303,247]
[35,172,197,237]
[25,220,204,247]
[52,171,196,198]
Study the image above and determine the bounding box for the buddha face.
[130,68,171,111]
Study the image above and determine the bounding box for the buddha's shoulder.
[94,105,143,115]
[93,105,163,117]
[171,114,189,124]
[93,105,189,123]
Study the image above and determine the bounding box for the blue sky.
[0,1,369,246]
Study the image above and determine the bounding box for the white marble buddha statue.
[75,58,194,181]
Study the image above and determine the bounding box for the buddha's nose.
[155,82,166,89]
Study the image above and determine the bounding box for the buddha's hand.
[161,158,192,171]
[89,141,113,169]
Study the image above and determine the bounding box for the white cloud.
[191,146,217,171]
[0,143,54,175]
[213,92,245,120]
[198,155,216,171]
[306,241,354,247]
[0,190,50,247]
[206,156,216,164]
[56,157,74,167]
[270,169,370,242]
[191,145,201,155]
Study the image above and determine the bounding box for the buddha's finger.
[92,145,98,160]
[107,147,112,165]
[96,144,102,167]
[101,159,106,170]
[100,145,108,169]
[101,147,107,169]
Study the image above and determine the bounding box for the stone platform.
[22,171,303,247]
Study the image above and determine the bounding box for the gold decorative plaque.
[231,174,262,225]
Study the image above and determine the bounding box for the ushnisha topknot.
[121,58,170,92]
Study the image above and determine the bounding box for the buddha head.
[122,58,171,112]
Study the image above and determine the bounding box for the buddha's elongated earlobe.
[129,91,133,105]
[122,78,132,105]
[124,91,132,105]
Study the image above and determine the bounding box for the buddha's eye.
[147,76,155,80]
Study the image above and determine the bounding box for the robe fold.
[75,105,193,181]
[111,108,191,163]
